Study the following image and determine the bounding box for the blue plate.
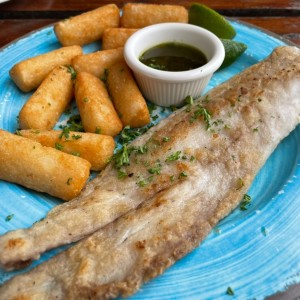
[0,21,299,299]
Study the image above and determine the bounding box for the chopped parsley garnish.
[261,226,268,236]
[226,286,234,296]
[136,144,148,154]
[117,169,128,179]
[5,214,14,222]
[59,127,70,140]
[72,134,82,140]
[95,127,101,134]
[137,176,154,187]
[162,137,170,142]
[179,171,188,179]
[170,175,175,182]
[240,194,252,210]
[64,114,84,132]
[184,95,194,112]
[147,103,157,115]
[112,144,132,169]
[100,68,109,84]
[189,105,212,129]
[119,124,153,145]
[165,151,181,162]
[148,163,162,175]
[55,143,64,151]
[65,65,77,80]
[152,114,159,121]
[71,151,81,157]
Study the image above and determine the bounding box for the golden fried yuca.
[19,65,74,131]
[19,129,115,171]
[54,4,120,46]
[0,129,91,201]
[107,61,150,128]
[72,47,124,78]
[9,45,82,92]
[121,3,188,28]
[102,28,138,50]
[75,71,123,136]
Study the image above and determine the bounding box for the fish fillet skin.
[0,46,300,299]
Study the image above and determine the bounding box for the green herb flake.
[189,105,212,129]
[95,127,102,134]
[137,176,154,187]
[147,103,157,115]
[119,124,153,145]
[148,164,162,175]
[5,214,14,222]
[162,137,170,142]
[202,95,209,103]
[152,114,159,121]
[190,155,196,162]
[71,151,81,157]
[170,175,175,182]
[136,144,148,154]
[253,127,259,132]
[101,68,109,83]
[55,143,64,151]
[65,114,84,132]
[261,226,268,236]
[112,144,132,169]
[184,95,194,112]
[83,97,89,103]
[179,171,188,179]
[165,151,181,162]
[226,286,234,296]
[15,130,22,136]
[66,65,77,80]
[59,127,70,140]
[72,134,82,140]
[118,170,128,180]
[240,194,252,211]
[67,177,73,185]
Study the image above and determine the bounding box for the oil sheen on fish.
[0,46,300,299]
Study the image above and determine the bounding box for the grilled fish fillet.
[0,46,299,299]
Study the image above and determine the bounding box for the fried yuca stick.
[9,45,82,92]
[102,28,138,50]
[54,4,120,46]
[75,71,123,136]
[0,130,91,201]
[19,65,74,131]
[120,3,188,28]
[19,129,115,171]
[107,61,150,128]
[72,47,124,78]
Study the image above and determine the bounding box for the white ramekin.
[124,23,225,107]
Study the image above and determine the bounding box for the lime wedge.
[220,39,247,69]
[189,3,236,39]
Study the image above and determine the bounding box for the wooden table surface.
[0,1,299,299]
[0,0,299,48]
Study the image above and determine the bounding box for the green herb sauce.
[139,42,207,72]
